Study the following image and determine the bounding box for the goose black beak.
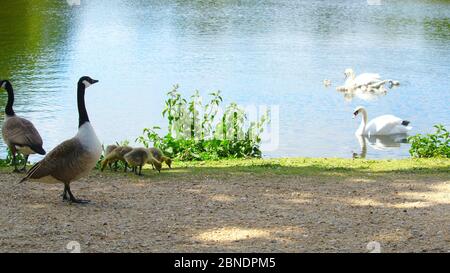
[92,79,99,84]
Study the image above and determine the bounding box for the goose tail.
[19,162,41,184]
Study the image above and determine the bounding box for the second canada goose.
[100,145,133,172]
[148,147,172,169]
[20,76,102,204]
[0,80,46,172]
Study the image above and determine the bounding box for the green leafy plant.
[137,85,270,161]
[408,124,450,158]
[0,149,28,168]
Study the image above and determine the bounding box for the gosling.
[124,148,160,176]
[148,147,172,169]
[104,144,118,171]
[147,154,163,173]
[101,146,133,172]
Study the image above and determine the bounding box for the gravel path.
[0,168,449,253]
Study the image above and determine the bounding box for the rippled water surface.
[0,0,449,159]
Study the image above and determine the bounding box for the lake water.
[0,0,449,160]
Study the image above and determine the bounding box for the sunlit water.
[0,0,449,160]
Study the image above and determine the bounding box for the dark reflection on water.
[0,0,449,160]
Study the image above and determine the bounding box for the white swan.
[353,106,412,136]
[344,68,381,88]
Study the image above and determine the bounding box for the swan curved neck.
[77,82,89,128]
[4,82,15,116]
[357,109,368,135]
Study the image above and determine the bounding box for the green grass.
[168,157,450,177]
[2,158,449,179]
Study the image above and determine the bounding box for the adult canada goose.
[0,80,46,172]
[20,76,102,204]
[104,144,118,170]
[353,106,412,136]
[148,147,172,169]
[101,145,132,172]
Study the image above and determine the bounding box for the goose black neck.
[77,82,89,128]
[4,82,15,116]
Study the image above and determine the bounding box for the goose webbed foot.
[64,183,90,204]
[70,198,91,204]
[62,193,69,201]
[62,187,69,201]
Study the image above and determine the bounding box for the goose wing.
[2,116,45,154]
[21,138,87,182]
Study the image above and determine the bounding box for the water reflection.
[336,84,400,102]
[353,134,409,159]
[0,0,449,159]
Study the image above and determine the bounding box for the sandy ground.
[0,168,449,253]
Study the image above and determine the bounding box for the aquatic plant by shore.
[408,124,449,158]
[136,85,270,161]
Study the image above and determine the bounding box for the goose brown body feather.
[22,137,99,183]
[2,115,45,155]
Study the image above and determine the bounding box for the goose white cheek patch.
[1,82,6,88]
[82,80,92,88]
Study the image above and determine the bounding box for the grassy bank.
[91,158,450,179]
[169,158,450,177]
[2,157,449,179]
